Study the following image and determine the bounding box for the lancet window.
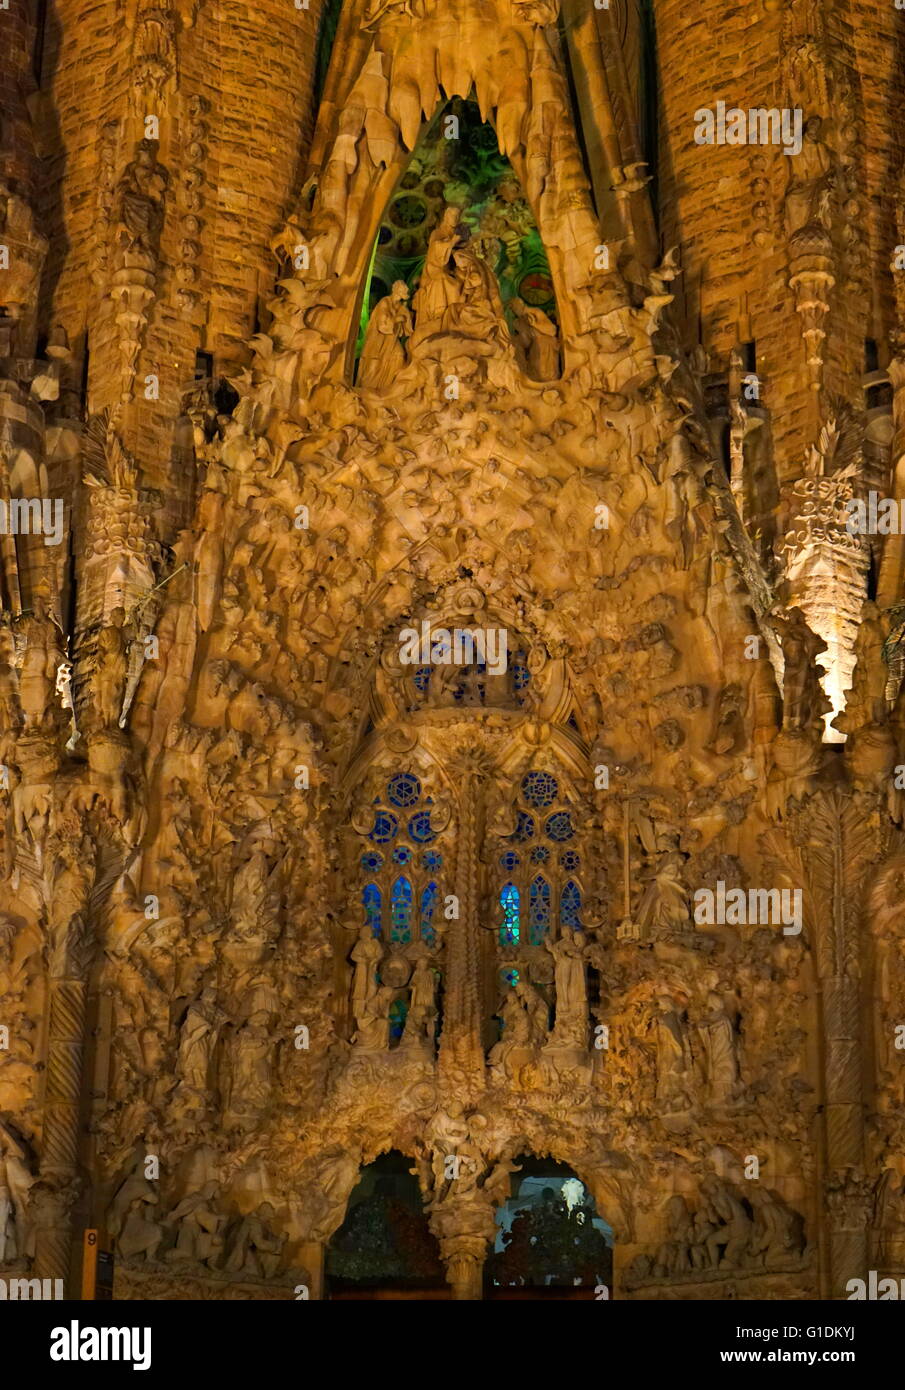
[495,770,584,985]
[358,772,445,948]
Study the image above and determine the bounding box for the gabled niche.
[354,96,557,367]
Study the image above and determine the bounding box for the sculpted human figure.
[93,606,130,728]
[114,139,167,257]
[749,1188,806,1266]
[0,1126,34,1262]
[165,1181,225,1267]
[177,988,224,1091]
[311,1150,361,1240]
[510,296,559,380]
[696,990,740,1102]
[445,245,509,344]
[358,280,412,390]
[639,848,690,935]
[654,993,692,1106]
[410,206,464,344]
[118,1191,164,1263]
[516,979,549,1047]
[491,988,532,1062]
[108,1154,157,1248]
[223,1202,285,1280]
[545,930,587,1047]
[784,115,835,238]
[653,1194,694,1277]
[350,922,383,1021]
[546,930,586,1015]
[227,1010,273,1114]
[352,981,393,1049]
[401,954,437,1048]
[700,1177,753,1269]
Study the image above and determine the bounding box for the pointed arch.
[390,874,413,943]
[354,95,559,381]
[528,873,551,945]
[560,878,582,931]
[500,881,520,945]
[420,880,438,946]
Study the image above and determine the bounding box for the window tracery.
[357,771,446,946]
[494,769,585,1008]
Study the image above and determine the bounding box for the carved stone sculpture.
[358,281,412,390]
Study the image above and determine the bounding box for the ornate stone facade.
[0,0,903,1302]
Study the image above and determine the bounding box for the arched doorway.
[326,1151,449,1299]
[487,1156,613,1299]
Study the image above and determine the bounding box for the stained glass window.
[544,811,574,842]
[408,811,435,843]
[388,773,421,808]
[500,850,520,871]
[530,845,549,863]
[560,879,582,931]
[561,884,583,928]
[522,771,559,807]
[420,881,438,947]
[500,882,520,945]
[529,874,551,945]
[358,769,445,949]
[391,875,413,943]
[500,966,520,989]
[512,811,535,842]
[363,883,382,938]
[560,850,580,871]
[511,661,530,694]
[369,810,399,843]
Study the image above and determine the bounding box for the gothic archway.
[486,1155,614,1299]
[326,1150,448,1299]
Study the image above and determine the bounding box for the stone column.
[33,976,87,1287]
[437,768,486,1106]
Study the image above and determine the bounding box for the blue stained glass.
[408,811,435,843]
[387,773,421,808]
[529,874,551,945]
[392,845,413,865]
[369,810,399,843]
[420,881,438,947]
[560,850,580,871]
[511,663,530,692]
[413,666,432,693]
[500,882,520,945]
[530,845,550,863]
[545,811,574,842]
[512,811,535,843]
[421,850,442,870]
[500,967,520,990]
[363,883,382,938]
[391,875,413,943]
[389,997,408,1042]
[360,850,383,871]
[500,850,520,871]
[521,771,559,807]
[561,879,582,931]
